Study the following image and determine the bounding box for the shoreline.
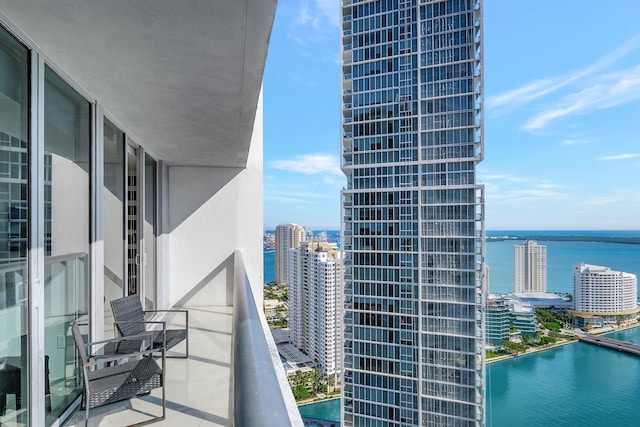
[487,320,640,364]
[298,395,340,407]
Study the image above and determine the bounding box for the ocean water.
[292,230,640,425]
[264,250,275,284]
[265,230,640,290]
[485,233,640,294]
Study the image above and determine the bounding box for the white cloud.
[487,33,640,114]
[478,173,527,183]
[289,0,339,45]
[562,139,593,145]
[272,153,343,176]
[599,153,640,160]
[523,64,640,131]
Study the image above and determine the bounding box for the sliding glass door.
[0,24,30,427]
[103,120,125,334]
[43,65,90,423]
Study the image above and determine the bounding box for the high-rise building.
[275,223,305,284]
[340,1,485,425]
[513,240,547,293]
[288,241,343,375]
[573,264,639,325]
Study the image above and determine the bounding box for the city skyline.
[263,0,640,230]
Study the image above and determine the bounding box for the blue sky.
[263,0,640,231]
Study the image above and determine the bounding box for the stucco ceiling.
[0,0,276,167]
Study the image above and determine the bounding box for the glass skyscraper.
[340,1,485,426]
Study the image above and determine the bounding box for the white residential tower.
[514,240,547,293]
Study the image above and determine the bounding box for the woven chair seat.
[86,357,162,409]
[71,321,166,426]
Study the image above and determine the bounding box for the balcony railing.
[233,251,303,427]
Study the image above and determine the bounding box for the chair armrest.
[85,345,163,367]
[144,309,188,315]
[114,320,167,334]
[87,332,154,357]
[88,332,154,347]
[144,309,188,331]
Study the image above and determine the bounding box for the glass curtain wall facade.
[340,1,485,426]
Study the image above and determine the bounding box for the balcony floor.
[65,305,233,427]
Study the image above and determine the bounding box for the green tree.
[544,321,561,332]
[293,385,310,400]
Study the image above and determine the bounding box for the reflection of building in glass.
[0,134,52,263]
[288,241,342,375]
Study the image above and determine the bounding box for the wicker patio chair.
[110,295,189,358]
[71,321,166,426]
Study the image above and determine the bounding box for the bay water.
[273,230,640,425]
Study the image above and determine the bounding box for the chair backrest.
[71,321,89,366]
[110,294,146,337]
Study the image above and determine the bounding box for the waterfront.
[299,326,640,426]
[485,230,640,294]
[265,230,640,289]
[292,231,640,426]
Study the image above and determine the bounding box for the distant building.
[484,263,491,292]
[275,223,305,284]
[509,298,538,338]
[485,295,511,346]
[573,263,639,326]
[512,292,573,309]
[288,241,342,375]
[485,294,538,348]
[514,240,547,293]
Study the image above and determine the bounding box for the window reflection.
[43,66,90,423]
[0,25,29,427]
[103,119,124,334]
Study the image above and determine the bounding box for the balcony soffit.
[0,0,276,167]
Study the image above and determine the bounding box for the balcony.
[65,252,303,427]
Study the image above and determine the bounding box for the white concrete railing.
[232,251,303,427]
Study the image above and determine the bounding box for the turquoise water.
[486,326,640,427]
[485,237,640,294]
[300,327,640,426]
[298,398,341,422]
[293,231,640,425]
[265,230,640,289]
[264,250,275,284]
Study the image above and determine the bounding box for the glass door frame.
[123,140,157,310]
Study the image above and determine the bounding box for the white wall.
[165,90,264,307]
